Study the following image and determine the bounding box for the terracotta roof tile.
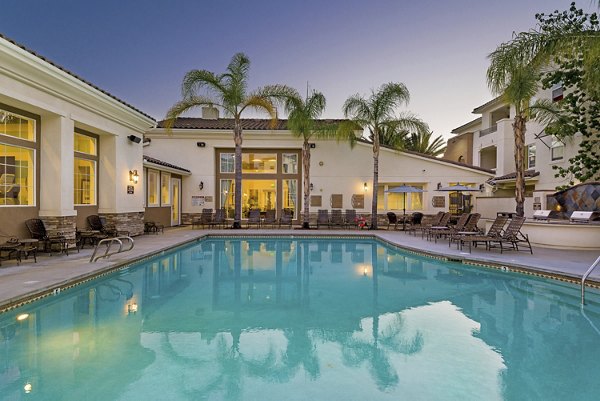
[490,170,540,182]
[156,117,350,130]
[143,155,190,173]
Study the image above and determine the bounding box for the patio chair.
[406,212,424,235]
[425,212,451,240]
[192,209,213,229]
[0,237,21,266]
[144,221,164,234]
[25,218,68,255]
[317,210,330,229]
[208,208,227,229]
[87,215,124,237]
[247,209,261,228]
[428,213,469,243]
[449,213,481,247]
[261,209,277,228]
[279,209,293,228]
[488,216,533,254]
[345,209,358,229]
[458,215,509,253]
[386,212,399,230]
[416,211,444,238]
[331,209,344,228]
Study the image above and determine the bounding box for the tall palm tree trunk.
[302,140,311,229]
[513,115,526,217]
[233,121,243,229]
[371,137,380,229]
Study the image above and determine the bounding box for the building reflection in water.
[0,239,599,400]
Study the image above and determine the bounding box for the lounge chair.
[458,215,509,253]
[428,213,469,243]
[247,209,261,228]
[331,209,344,228]
[279,209,293,228]
[345,209,358,229]
[317,210,330,229]
[449,213,481,247]
[262,209,277,228]
[25,218,68,255]
[425,212,452,241]
[208,208,227,229]
[192,209,213,229]
[488,216,533,254]
[386,212,399,230]
[144,221,164,234]
[415,211,444,238]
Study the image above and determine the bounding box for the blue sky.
[0,0,590,139]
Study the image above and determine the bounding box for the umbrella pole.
[403,196,406,231]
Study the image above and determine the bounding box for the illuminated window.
[74,158,96,205]
[282,154,298,174]
[0,143,34,205]
[242,153,277,173]
[283,179,297,216]
[0,110,35,142]
[74,133,97,155]
[161,172,171,205]
[220,153,234,173]
[147,170,159,206]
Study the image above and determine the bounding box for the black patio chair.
[247,209,261,228]
[386,212,399,230]
[317,210,330,229]
[25,218,68,255]
[279,209,293,228]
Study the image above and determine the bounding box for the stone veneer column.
[99,212,145,236]
[39,115,77,247]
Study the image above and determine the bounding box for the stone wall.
[100,212,145,236]
[547,182,600,219]
[40,215,77,248]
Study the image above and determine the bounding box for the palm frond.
[181,70,226,99]
[259,85,302,115]
[374,82,410,120]
[241,95,277,127]
[343,94,371,121]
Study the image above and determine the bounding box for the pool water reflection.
[1,238,599,400]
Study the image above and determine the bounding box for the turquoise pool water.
[1,237,599,400]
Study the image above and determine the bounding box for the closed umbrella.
[385,184,425,230]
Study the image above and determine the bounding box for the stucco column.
[39,115,75,217]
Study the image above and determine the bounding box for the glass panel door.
[171,178,181,226]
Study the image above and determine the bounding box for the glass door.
[171,178,181,226]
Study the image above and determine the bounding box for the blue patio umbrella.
[385,185,425,230]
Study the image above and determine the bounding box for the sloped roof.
[357,138,494,174]
[143,155,190,173]
[489,170,540,182]
[156,117,351,130]
[472,95,505,114]
[451,117,482,134]
[0,33,155,122]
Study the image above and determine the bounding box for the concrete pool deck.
[1,226,599,311]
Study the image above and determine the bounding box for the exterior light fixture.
[24,383,32,394]
[363,182,368,192]
[127,135,141,144]
[16,313,29,321]
[128,303,138,314]
[199,181,204,190]
[363,267,368,276]
[310,183,314,191]
[129,170,139,184]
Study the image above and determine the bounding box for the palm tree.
[487,47,540,217]
[164,53,295,228]
[277,89,357,229]
[403,130,446,156]
[343,83,429,229]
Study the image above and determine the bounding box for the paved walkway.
[1,226,599,310]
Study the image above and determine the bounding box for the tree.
[164,53,295,228]
[534,5,600,185]
[403,130,447,156]
[343,83,429,229]
[276,89,357,229]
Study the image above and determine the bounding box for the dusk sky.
[0,0,591,140]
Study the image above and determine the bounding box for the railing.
[478,124,498,137]
[90,236,135,263]
[581,255,600,304]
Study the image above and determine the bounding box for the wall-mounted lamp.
[437,182,442,190]
[479,183,485,192]
[127,302,138,314]
[197,142,206,148]
[309,143,316,149]
[127,135,141,144]
[363,182,368,192]
[310,183,314,192]
[199,181,204,190]
[129,170,139,184]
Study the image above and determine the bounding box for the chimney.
[202,107,219,119]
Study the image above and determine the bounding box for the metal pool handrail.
[581,255,600,304]
[90,236,135,263]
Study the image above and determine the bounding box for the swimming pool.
[1,237,599,400]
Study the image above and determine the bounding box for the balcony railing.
[479,124,498,137]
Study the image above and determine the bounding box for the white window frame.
[161,172,171,206]
[0,110,36,143]
[0,142,36,207]
[220,153,235,173]
[73,157,97,206]
[147,169,160,207]
[282,153,298,174]
[527,144,536,169]
[551,137,564,161]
